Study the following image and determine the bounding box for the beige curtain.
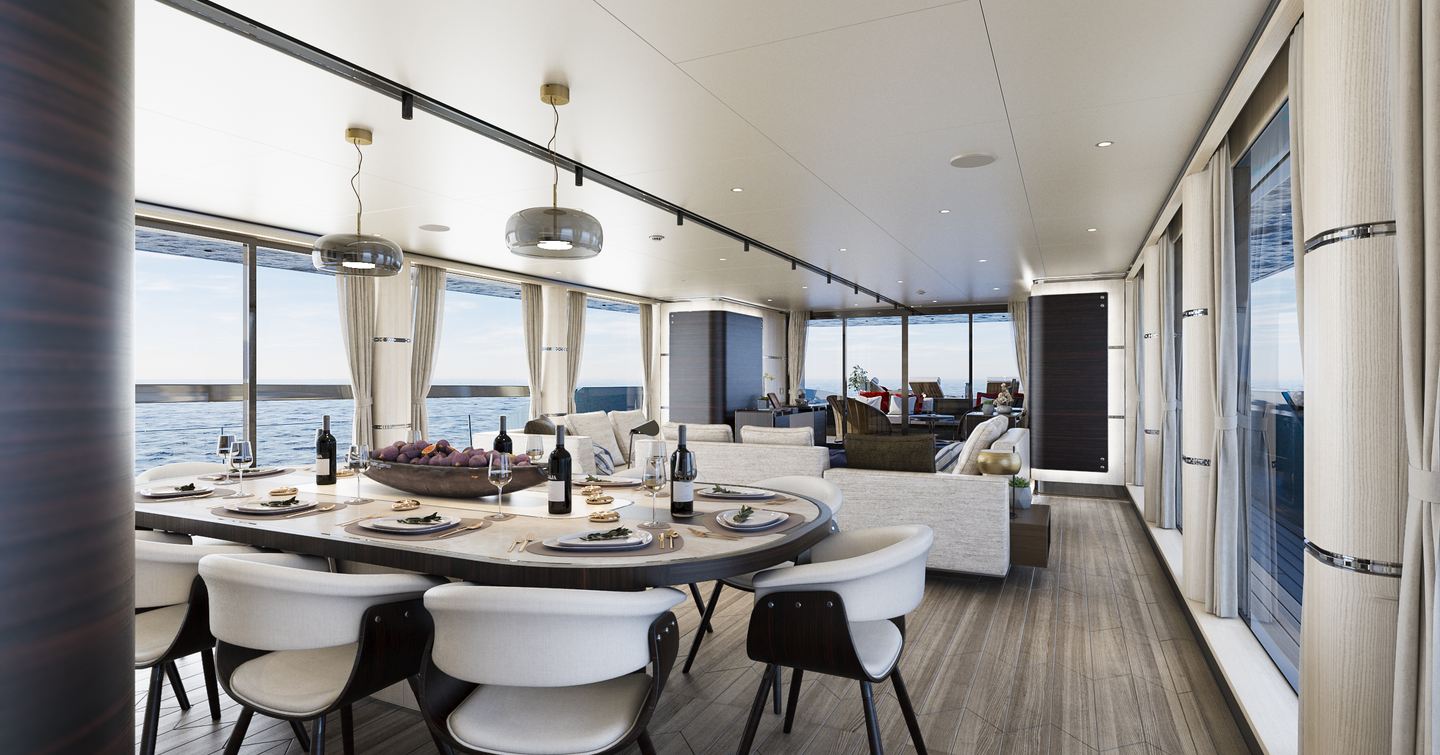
[409,265,445,440]
[1007,296,1029,392]
[639,303,656,419]
[565,291,586,414]
[1288,20,1307,355]
[521,283,543,418]
[1391,0,1440,748]
[1206,140,1242,618]
[787,310,807,403]
[336,276,376,447]
[1127,277,1144,486]
[1155,234,1180,529]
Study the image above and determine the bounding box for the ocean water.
[135,397,530,474]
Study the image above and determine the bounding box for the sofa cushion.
[740,426,813,446]
[662,422,733,443]
[933,441,966,474]
[844,434,937,473]
[593,445,616,475]
[606,410,649,464]
[564,411,625,465]
[953,416,1010,475]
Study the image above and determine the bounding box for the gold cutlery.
[436,522,485,539]
[506,537,525,553]
[284,504,333,518]
[687,527,741,541]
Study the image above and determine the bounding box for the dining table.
[133,467,835,591]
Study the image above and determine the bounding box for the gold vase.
[976,449,1021,476]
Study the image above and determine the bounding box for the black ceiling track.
[157,0,918,313]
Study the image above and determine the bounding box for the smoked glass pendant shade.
[312,232,405,276]
[505,206,603,259]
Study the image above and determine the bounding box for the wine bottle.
[315,415,337,485]
[670,424,696,517]
[493,415,513,453]
[547,425,572,515]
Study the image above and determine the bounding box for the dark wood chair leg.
[165,661,191,710]
[200,649,222,721]
[859,681,883,755]
[407,676,454,755]
[683,582,724,674]
[291,719,312,751]
[312,713,327,755]
[891,669,927,754]
[139,666,165,755]
[783,668,804,733]
[340,705,356,755]
[637,730,657,755]
[771,663,783,714]
[687,583,714,633]
[223,708,253,755]
[736,664,775,755]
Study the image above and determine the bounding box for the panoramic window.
[844,316,902,395]
[574,297,644,412]
[1234,102,1302,690]
[971,312,1019,394]
[906,314,971,398]
[803,318,843,400]
[133,227,245,473]
[427,274,529,444]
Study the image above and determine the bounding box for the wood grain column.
[0,1,135,752]
[1299,0,1405,751]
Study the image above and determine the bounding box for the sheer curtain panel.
[521,282,543,418]
[1206,141,1242,618]
[565,291,586,414]
[337,276,376,447]
[787,310,807,403]
[640,303,656,420]
[1007,297,1029,392]
[409,264,445,440]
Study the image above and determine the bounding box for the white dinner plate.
[716,508,787,531]
[573,475,643,488]
[361,515,460,534]
[224,498,315,515]
[204,467,288,481]
[139,483,215,499]
[544,529,653,551]
[698,487,776,501]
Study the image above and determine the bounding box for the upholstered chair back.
[135,461,227,483]
[135,537,257,609]
[424,584,684,688]
[752,525,933,622]
[199,553,441,651]
[740,426,814,446]
[751,475,843,516]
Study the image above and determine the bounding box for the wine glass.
[215,431,234,477]
[638,439,670,531]
[526,435,545,463]
[348,444,372,504]
[486,452,514,521]
[228,440,253,498]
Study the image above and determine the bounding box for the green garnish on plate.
[585,475,604,482]
[733,505,756,523]
[710,484,740,495]
[259,497,299,508]
[398,512,444,525]
[581,526,633,541]
[176,483,196,492]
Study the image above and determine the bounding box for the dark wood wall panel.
[668,311,761,425]
[0,0,136,752]
[1029,293,1109,472]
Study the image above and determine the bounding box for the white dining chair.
[418,584,685,755]
[135,534,258,755]
[135,461,228,483]
[683,476,843,714]
[198,552,444,755]
[736,524,934,755]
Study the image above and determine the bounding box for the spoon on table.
[436,522,486,540]
[285,504,334,518]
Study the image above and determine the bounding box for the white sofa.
[620,440,829,485]
[823,427,1030,577]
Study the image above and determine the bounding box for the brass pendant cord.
[548,100,559,208]
[350,140,364,235]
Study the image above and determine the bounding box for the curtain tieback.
[1214,415,1238,431]
[1410,464,1440,503]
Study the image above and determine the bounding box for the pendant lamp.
[506,84,603,259]
[312,127,404,276]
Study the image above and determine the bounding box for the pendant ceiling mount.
[313,126,404,276]
[506,83,603,260]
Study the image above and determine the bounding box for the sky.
[803,317,1018,395]
[134,250,644,387]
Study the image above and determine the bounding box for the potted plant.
[846,365,871,394]
[1009,476,1032,510]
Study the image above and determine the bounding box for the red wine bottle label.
[316,458,331,476]
[548,480,566,501]
[672,480,694,502]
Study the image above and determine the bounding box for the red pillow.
[857,390,890,413]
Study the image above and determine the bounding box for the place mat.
[343,517,489,541]
[135,488,243,504]
[695,492,799,504]
[526,532,686,558]
[209,501,350,521]
[199,467,295,482]
[695,510,805,538]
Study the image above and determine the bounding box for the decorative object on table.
[994,384,1014,414]
[346,443,373,503]
[975,448,1022,476]
[670,424,696,518]
[486,450,516,521]
[506,83,603,260]
[980,397,996,415]
[312,127,404,276]
[1009,475,1032,511]
[638,438,670,530]
[390,499,420,511]
[315,415,337,485]
[364,438,544,498]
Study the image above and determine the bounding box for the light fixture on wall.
[312,127,404,276]
[506,83,603,259]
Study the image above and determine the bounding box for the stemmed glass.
[486,452,515,521]
[526,435,545,463]
[215,431,234,479]
[347,444,372,504]
[638,439,670,531]
[228,440,253,498]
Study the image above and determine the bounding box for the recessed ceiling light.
[932,299,939,303]
[839,247,847,252]
[648,233,665,242]
[802,285,809,289]
[939,209,951,215]
[949,152,997,169]
[993,287,1000,291]
[418,223,450,232]
[766,298,773,302]
[719,257,727,261]
[1095,140,1115,148]
[978,259,988,263]
[896,280,903,284]
[1087,227,1098,232]
[731,187,744,192]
